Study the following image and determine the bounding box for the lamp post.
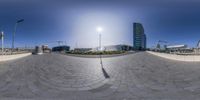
[99,34,101,51]
[97,27,102,51]
[1,31,3,55]
[12,19,24,54]
[96,27,109,78]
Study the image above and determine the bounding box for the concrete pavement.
[147,51,200,62]
[0,52,200,100]
[0,53,31,62]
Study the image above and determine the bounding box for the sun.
[97,27,103,32]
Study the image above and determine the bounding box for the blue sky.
[1,0,200,48]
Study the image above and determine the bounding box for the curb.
[0,53,31,62]
[147,51,200,62]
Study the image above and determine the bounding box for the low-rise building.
[194,48,200,54]
[33,46,43,55]
[52,45,70,52]
[166,44,187,49]
[74,48,92,53]
[42,45,51,53]
[166,44,190,54]
[104,45,133,51]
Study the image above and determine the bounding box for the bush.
[66,51,126,55]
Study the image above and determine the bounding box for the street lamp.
[96,27,109,78]
[12,19,24,54]
[0,31,4,55]
[97,27,103,51]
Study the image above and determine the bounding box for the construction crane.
[197,40,200,48]
[56,41,64,46]
[156,40,168,50]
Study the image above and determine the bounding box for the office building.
[133,23,146,50]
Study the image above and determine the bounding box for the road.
[0,52,200,100]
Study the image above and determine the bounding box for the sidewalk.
[147,51,200,62]
[0,53,31,62]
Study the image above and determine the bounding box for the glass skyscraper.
[133,23,146,50]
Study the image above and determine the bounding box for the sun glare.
[97,27,103,32]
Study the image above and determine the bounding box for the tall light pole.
[97,27,102,51]
[12,19,24,53]
[96,27,109,78]
[0,31,4,55]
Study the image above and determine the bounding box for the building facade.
[133,23,146,50]
[42,45,51,53]
[74,48,92,53]
[166,44,189,53]
[33,46,43,55]
[104,45,133,51]
[52,45,70,52]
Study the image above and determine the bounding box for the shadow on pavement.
[102,67,110,78]
[100,55,110,79]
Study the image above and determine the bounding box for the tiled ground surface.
[0,52,200,100]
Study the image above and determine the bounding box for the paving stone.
[0,52,200,99]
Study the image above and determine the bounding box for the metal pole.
[99,33,101,51]
[1,31,3,55]
[99,33,103,68]
[12,23,18,54]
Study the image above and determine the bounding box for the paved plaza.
[0,52,200,100]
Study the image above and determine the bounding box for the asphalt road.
[0,52,200,100]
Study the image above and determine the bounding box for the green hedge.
[67,51,126,55]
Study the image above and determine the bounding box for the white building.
[166,44,187,49]
[104,45,133,51]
